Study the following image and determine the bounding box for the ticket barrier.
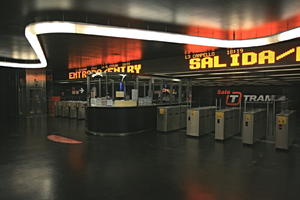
[69,102,78,119]
[62,101,70,117]
[55,101,86,119]
[275,110,296,150]
[157,105,187,132]
[215,108,240,140]
[180,105,189,129]
[55,101,63,117]
[186,106,216,137]
[77,102,86,120]
[242,109,266,144]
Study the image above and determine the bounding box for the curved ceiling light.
[2,21,300,68]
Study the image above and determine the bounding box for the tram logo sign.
[225,91,243,106]
[216,89,285,106]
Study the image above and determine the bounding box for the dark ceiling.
[39,34,185,70]
[1,0,300,86]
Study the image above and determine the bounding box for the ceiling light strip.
[258,68,300,73]
[270,73,300,77]
[2,21,300,68]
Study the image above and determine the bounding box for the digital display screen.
[186,39,300,71]
[68,63,142,80]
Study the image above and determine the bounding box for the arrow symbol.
[79,88,84,93]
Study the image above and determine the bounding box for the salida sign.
[187,45,300,70]
[217,89,286,106]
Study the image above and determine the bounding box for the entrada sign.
[69,64,142,80]
[187,46,300,70]
[217,89,286,106]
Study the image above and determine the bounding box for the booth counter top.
[86,106,157,136]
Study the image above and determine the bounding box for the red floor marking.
[47,135,83,144]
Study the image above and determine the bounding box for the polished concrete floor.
[1,117,300,200]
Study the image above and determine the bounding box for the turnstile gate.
[157,105,187,132]
[242,109,266,144]
[186,106,216,137]
[180,105,188,129]
[55,101,63,117]
[215,108,240,140]
[77,102,86,120]
[69,102,78,119]
[62,101,70,117]
[275,110,296,150]
[55,101,86,119]
[157,106,180,132]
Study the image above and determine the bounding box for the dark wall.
[0,68,20,124]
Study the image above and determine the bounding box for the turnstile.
[55,101,86,119]
[180,105,188,128]
[77,102,86,120]
[275,110,296,150]
[157,105,181,132]
[69,102,78,119]
[186,106,216,137]
[62,101,70,117]
[55,101,63,117]
[242,109,266,144]
[215,108,240,140]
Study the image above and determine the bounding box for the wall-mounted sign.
[186,43,300,71]
[217,89,287,106]
[68,63,142,80]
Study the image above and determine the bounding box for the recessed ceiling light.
[226,75,258,78]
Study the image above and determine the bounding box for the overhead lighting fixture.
[269,73,300,77]
[208,71,250,75]
[173,71,252,77]
[196,77,224,80]
[92,72,103,78]
[255,77,273,80]
[227,75,259,78]
[258,68,300,73]
[2,21,300,68]
[58,81,70,84]
[280,76,300,79]
[175,74,206,77]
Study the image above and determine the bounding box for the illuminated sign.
[226,91,243,106]
[217,89,286,106]
[68,64,142,80]
[187,46,300,70]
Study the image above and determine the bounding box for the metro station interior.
[1,0,300,199]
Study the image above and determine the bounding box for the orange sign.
[187,46,300,70]
[68,64,142,79]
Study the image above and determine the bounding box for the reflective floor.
[1,117,300,200]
